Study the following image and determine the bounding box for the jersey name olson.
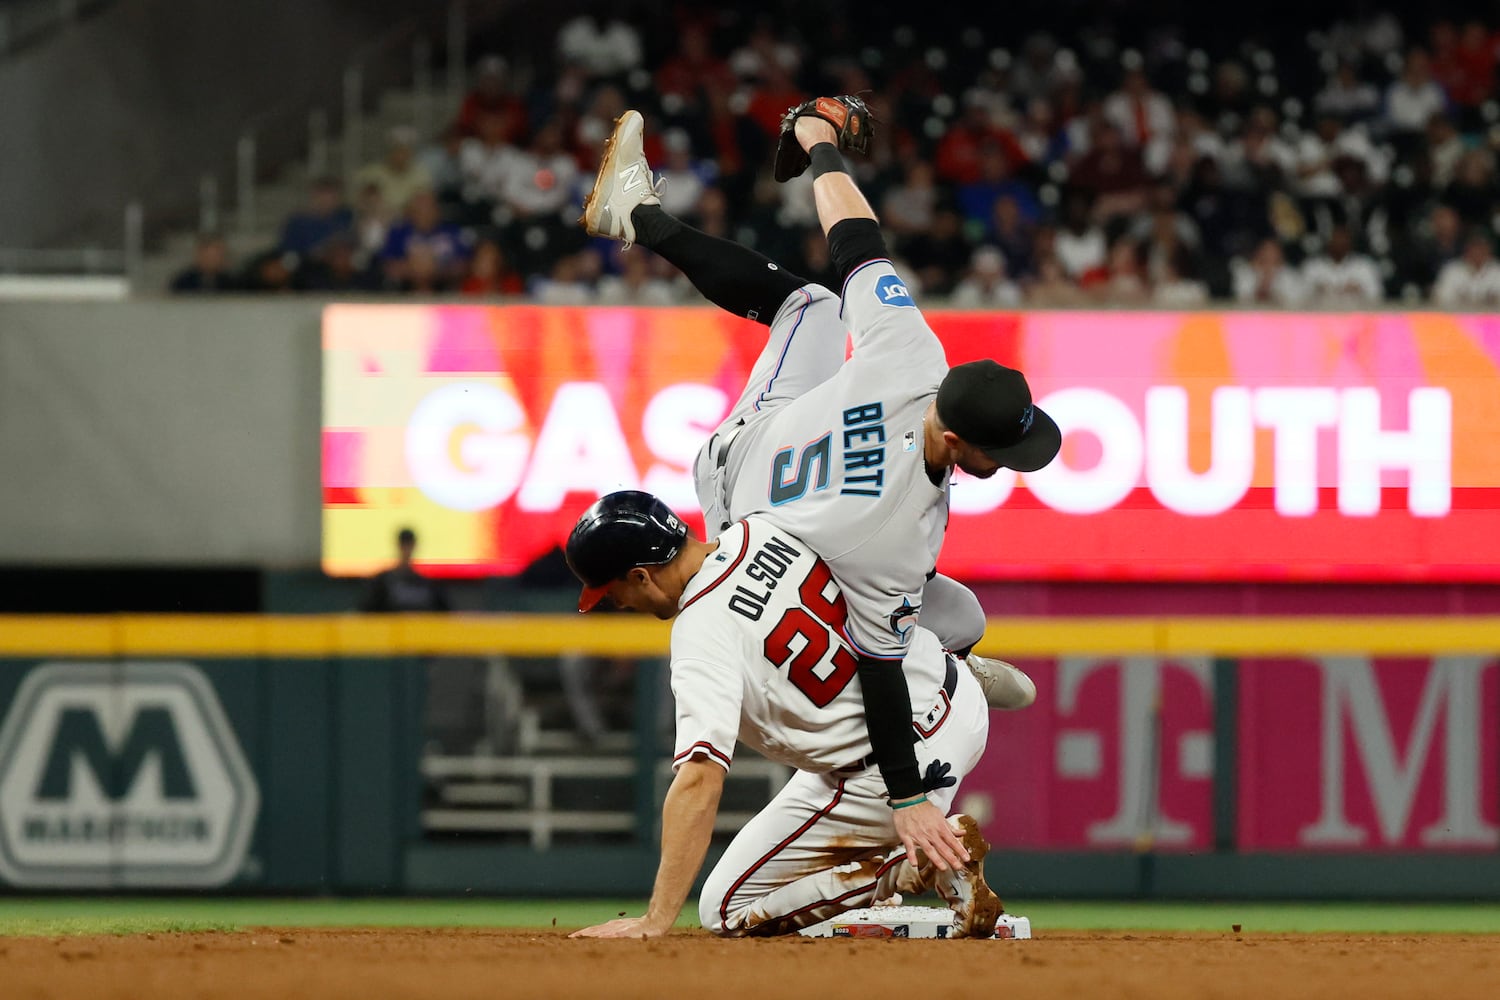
[727,535,803,622]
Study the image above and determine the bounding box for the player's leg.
[586,111,849,536]
[919,574,987,655]
[691,280,846,536]
[701,795,992,938]
[921,574,1037,710]
[582,110,810,326]
[700,678,997,937]
[583,111,846,402]
[696,768,899,937]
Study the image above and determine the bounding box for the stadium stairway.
[139,86,451,294]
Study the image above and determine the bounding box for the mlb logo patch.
[874,274,915,307]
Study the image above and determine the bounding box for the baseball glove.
[772,95,875,183]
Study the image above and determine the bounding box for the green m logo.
[0,662,259,888]
[36,707,196,801]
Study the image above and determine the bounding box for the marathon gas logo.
[0,663,259,888]
[322,306,1500,581]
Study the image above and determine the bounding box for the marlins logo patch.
[887,597,921,639]
[874,274,916,308]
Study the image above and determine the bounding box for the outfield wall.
[0,615,1496,898]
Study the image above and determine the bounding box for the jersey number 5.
[762,560,858,708]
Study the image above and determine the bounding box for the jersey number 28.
[762,560,859,708]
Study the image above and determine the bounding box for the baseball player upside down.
[579,98,1061,872]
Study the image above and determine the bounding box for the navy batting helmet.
[566,490,688,612]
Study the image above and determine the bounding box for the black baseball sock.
[630,205,807,325]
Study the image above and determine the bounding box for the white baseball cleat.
[966,653,1037,710]
[934,814,1003,939]
[579,110,662,249]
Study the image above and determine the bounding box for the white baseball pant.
[698,666,989,936]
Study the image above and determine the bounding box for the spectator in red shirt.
[935,104,1028,185]
[1068,121,1150,221]
[460,240,525,296]
[743,62,806,138]
[456,56,529,142]
[656,23,737,113]
[1448,22,1499,125]
[1080,237,1150,304]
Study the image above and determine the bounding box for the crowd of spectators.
[172,4,1500,308]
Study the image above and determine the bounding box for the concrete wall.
[0,0,437,248]
[0,299,323,564]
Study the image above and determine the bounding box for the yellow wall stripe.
[1,614,1498,658]
[0,616,118,656]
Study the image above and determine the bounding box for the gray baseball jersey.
[693,259,950,662]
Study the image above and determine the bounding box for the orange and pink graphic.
[323,305,1500,581]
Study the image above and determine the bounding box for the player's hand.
[893,799,969,873]
[569,914,671,939]
[794,114,839,153]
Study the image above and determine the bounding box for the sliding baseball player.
[565,491,1001,939]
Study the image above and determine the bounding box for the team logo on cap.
[1018,404,1035,433]
[875,274,915,308]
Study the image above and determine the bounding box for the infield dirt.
[2,927,1491,999]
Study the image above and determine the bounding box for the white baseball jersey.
[669,515,956,776]
[694,259,951,664]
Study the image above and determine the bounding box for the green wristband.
[889,794,928,810]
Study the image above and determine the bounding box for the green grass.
[3,898,1500,937]
[0,898,687,937]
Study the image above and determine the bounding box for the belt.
[711,419,747,532]
[836,653,959,774]
[714,418,746,473]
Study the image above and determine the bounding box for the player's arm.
[837,563,968,871]
[572,648,742,938]
[570,759,725,939]
[855,653,969,873]
[792,114,946,372]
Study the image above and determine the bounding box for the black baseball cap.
[566,491,688,612]
[935,360,1061,472]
